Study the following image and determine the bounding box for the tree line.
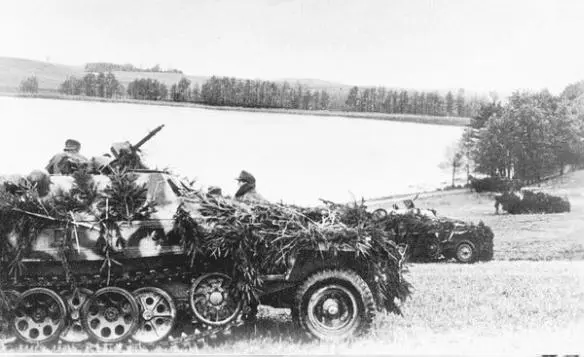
[58,72,124,98]
[27,72,488,119]
[84,62,183,74]
[127,78,169,101]
[452,89,584,185]
[198,76,331,110]
[344,87,477,117]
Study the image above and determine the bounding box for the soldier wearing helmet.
[234,170,268,204]
[46,139,90,175]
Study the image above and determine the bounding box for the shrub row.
[495,190,570,214]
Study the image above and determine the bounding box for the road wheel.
[294,269,376,341]
[12,288,67,344]
[189,273,242,327]
[81,287,139,343]
[455,241,477,263]
[132,287,177,344]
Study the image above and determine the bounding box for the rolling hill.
[0,57,209,93]
[0,57,351,94]
[0,57,84,92]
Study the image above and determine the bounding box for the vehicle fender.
[287,250,371,283]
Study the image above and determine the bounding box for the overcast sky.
[1,0,583,94]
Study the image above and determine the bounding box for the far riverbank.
[2,92,471,127]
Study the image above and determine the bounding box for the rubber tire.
[293,269,376,341]
[455,241,477,263]
[371,208,388,221]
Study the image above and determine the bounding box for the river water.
[1,97,464,206]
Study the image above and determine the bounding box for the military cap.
[64,139,81,152]
[235,170,256,184]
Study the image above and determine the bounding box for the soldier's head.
[27,170,51,197]
[64,139,81,153]
[235,170,256,186]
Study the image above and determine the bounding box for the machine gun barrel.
[132,124,165,151]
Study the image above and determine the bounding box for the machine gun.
[96,125,165,172]
[125,124,165,154]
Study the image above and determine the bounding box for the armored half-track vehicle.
[0,169,401,345]
[0,125,410,346]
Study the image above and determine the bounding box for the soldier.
[109,141,147,170]
[46,139,89,175]
[494,194,502,214]
[89,153,114,174]
[234,170,268,204]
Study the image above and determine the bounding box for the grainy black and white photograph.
[0,0,583,355]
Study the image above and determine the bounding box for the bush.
[495,190,570,214]
[468,175,521,193]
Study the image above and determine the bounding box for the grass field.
[1,172,583,354]
[5,262,582,354]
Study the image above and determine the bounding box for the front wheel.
[293,269,376,341]
[455,241,477,263]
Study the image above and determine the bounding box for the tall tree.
[345,86,359,110]
[320,90,330,110]
[472,90,582,181]
[96,72,106,97]
[455,89,466,116]
[104,72,120,98]
[445,91,454,116]
[82,73,97,96]
[19,76,39,94]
